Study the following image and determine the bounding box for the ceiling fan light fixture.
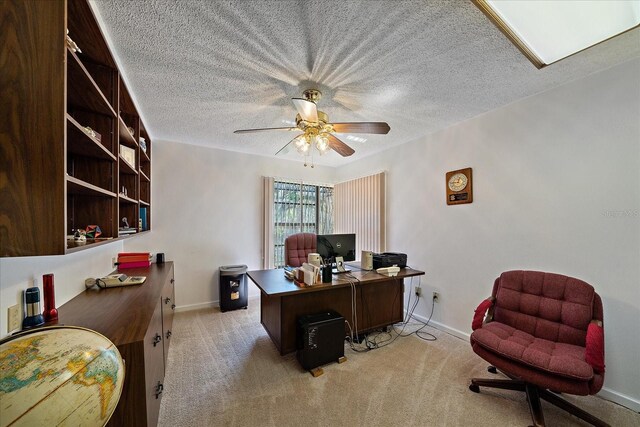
[293,134,307,147]
[315,134,329,154]
[234,88,390,161]
[294,134,310,154]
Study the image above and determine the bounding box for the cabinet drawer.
[161,273,176,367]
[143,301,165,427]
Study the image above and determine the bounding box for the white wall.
[123,142,335,310]
[1,57,637,410]
[0,242,124,338]
[334,58,640,410]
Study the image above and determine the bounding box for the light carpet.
[158,304,639,426]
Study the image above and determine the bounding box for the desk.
[247,264,425,355]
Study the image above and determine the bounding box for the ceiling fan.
[233,89,390,161]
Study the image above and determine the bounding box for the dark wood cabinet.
[56,262,175,426]
[0,0,152,257]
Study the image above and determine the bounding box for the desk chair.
[469,270,607,427]
[284,233,316,267]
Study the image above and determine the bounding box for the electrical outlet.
[8,304,21,333]
[432,292,440,302]
[415,286,422,296]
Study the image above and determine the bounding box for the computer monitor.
[316,234,356,263]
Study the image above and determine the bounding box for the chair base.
[469,376,610,427]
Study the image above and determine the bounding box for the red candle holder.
[43,273,58,322]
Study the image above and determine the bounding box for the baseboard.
[598,388,640,413]
[404,310,640,412]
[175,295,260,313]
[405,310,470,341]
[174,301,217,312]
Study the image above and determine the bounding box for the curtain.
[262,176,274,269]
[334,172,386,256]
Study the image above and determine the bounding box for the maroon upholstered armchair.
[284,233,316,267]
[469,271,607,427]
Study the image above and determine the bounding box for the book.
[118,252,151,263]
[118,255,150,262]
[140,207,148,231]
[117,260,151,269]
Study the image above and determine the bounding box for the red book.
[118,252,150,263]
[117,260,151,269]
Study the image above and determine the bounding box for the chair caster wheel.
[469,384,480,393]
[487,366,497,374]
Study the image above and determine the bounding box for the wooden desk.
[248,265,425,355]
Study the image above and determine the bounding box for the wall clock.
[446,167,473,205]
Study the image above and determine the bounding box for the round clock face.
[448,173,468,192]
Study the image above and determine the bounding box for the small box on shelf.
[120,144,135,169]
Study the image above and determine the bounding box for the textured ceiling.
[92,0,640,166]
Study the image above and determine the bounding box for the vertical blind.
[334,172,386,256]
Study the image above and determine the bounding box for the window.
[273,180,333,268]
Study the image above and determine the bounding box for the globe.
[0,326,125,427]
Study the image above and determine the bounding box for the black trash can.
[219,265,248,312]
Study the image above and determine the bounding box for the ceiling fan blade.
[331,122,390,134]
[327,134,355,157]
[275,135,303,156]
[292,98,318,123]
[234,127,298,134]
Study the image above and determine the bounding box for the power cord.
[393,295,437,341]
[345,275,438,354]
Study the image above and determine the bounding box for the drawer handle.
[166,330,172,339]
[155,382,164,399]
[171,304,176,310]
[152,333,162,346]
[164,297,171,304]
[171,278,175,284]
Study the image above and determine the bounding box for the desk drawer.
[143,300,165,427]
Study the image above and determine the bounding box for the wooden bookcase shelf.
[140,149,151,163]
[2,0,153,257]
[67,176,117,198]
[118,116,138,148]
[119,155,138,175]
[67,115,117,161]
[119,194,138,204]
[67,49,117,118]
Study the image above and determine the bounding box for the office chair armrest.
[472,297,495,331]
[585,319,605,374]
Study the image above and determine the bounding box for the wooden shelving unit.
[1,0,152,257]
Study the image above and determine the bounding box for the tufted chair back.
[284,233,317,267]
[491,270,601,346]
[469,270,607,425]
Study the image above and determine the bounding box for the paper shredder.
[219,265,248,312]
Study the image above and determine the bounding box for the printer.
[372,252,407,269]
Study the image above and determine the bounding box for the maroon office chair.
[469,270,607,427]
[284,233,316,267]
